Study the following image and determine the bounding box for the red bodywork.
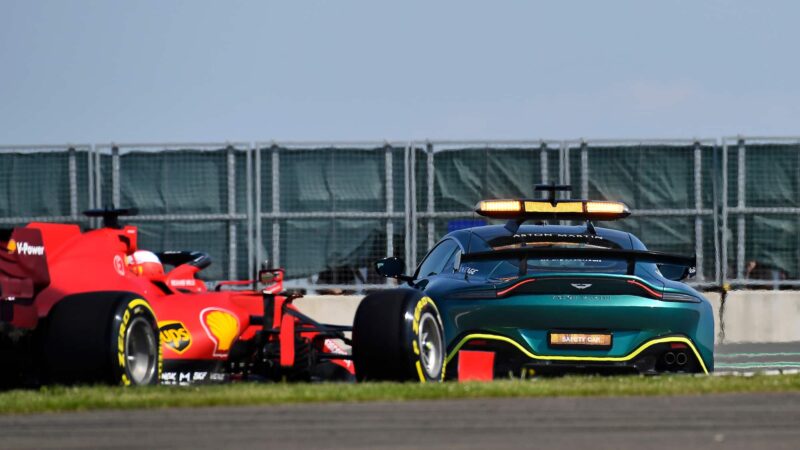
[0,222,353,384]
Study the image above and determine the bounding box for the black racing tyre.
[42,293,162,386]
[352,289,444,382]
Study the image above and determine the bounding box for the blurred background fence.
[0,137,798,291]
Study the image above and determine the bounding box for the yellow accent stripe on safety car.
[445,334,709,375]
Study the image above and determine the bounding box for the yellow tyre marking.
[445,334,709,375]
[117,298,162,385]
[117,308,131,368]
[412,296,442,382]
[128,298,156,317]
[415,361,426,383]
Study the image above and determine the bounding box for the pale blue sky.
[1,0,798,144]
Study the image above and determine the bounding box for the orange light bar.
[478,200,521,213]
[524,201,583,213]
[585,201,627,215]
[475,198,630,221]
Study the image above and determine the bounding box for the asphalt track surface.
[1,342,798,450]
[1,393,800,449]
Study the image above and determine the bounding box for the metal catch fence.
[722,137,800,288]
[1,137,800,291]
[93,143,252,281]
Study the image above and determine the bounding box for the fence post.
[736,138,746,280]
[796,146,800,282]
[426,142,435,251]
[271,145,280,268]
[87,145,95,212]
[111,145,120,208]
[227,145,237,279]
[580,140,589,198]
[246,144,254,278]
[711,141,721,285]
[540,142,548,193]
[561,141,570,190]
[404,143,412,273]
[254,145,262,270]
[410,143,418,270]
[385,144,394,261]
[68,147,78,220]
[721,141,729,286]
[694,141,704,281]
[94,147,102,212]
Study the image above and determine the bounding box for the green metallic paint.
[411,223,715,374]
[444,334,710,374]
[423,273,714,372]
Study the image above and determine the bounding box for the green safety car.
[352,185,713,381]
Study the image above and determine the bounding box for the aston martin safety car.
[354,184,714,381]
[0,208,353,387]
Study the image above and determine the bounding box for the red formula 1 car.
[0,209,355,386]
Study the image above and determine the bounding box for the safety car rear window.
[459,239,628,280]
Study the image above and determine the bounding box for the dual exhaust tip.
[663,351,688,366]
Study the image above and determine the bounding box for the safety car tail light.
[626,279,662,299]
[496,278,536,297]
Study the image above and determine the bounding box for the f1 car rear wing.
[460,247,696,277]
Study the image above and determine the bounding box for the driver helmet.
[127,250,164,279]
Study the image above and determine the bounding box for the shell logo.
[200,308,240,357]
[6,239,16,254]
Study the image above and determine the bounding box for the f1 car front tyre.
[42,293,162,386]
[352,289,444,382]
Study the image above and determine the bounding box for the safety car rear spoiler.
[460,247,696,276]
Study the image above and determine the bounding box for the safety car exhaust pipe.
[663,352,676,365]
[675,351,688,366]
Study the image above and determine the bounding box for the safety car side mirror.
[375,257,413,282]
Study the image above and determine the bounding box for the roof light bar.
[478,200,522,213]
[475,199,630,221]
[585,201,627,215]
[524,201,583,213]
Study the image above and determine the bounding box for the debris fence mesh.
[1,138,800,289]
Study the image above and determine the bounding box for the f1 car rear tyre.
[352,289,444,382]
[42,293,162,386]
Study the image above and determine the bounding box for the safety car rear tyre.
[352,289,444,382]
[42,293,162,386]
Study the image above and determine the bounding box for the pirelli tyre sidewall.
[404,295,445,382]
[43,293,162,386]
[111,297,162,386]
[353,288,445,382]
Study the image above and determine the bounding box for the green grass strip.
[1,374,800,415]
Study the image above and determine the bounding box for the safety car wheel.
[42,293,162,386]
[352,289,444,382]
